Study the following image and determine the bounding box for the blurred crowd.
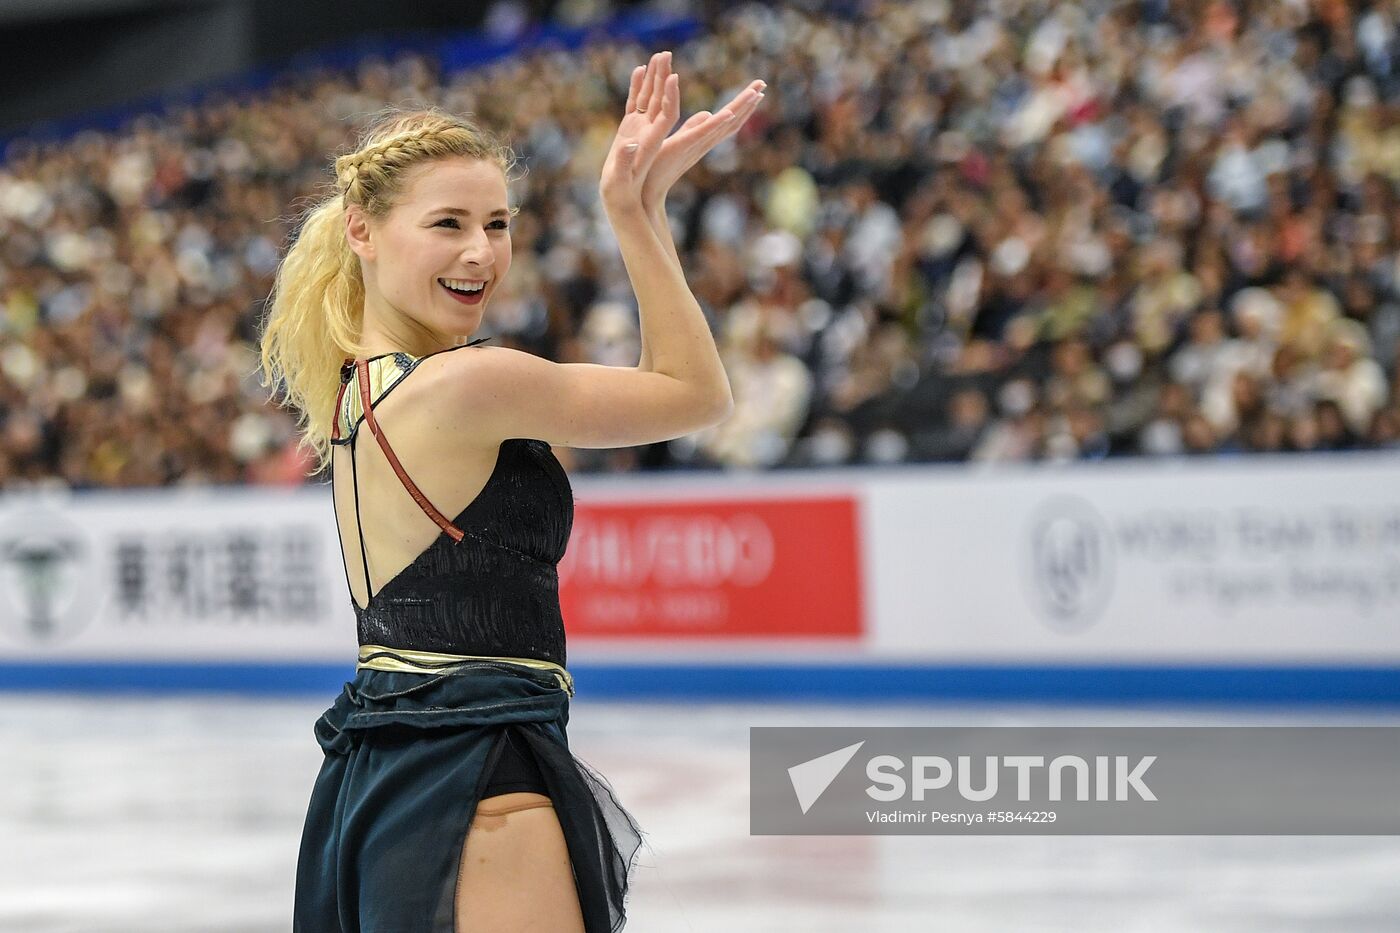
[3,0,1400,489]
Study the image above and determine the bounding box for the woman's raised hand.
[599,50,766,216]
[639,54,765,212]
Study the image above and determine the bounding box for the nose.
[458,227,494,271]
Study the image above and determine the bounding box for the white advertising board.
[864,452,1400,663]
[0,452,1396,669]
[0,485,356,660]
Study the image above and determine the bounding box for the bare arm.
[607,198,728,402]
[636,202,684,374]
[421,52,766,450]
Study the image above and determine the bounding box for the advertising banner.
[1,453,1397,682]
[0,488,354,660]
[561,496,863,640]
[865,453,1400,662]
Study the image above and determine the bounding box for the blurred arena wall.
[3,452,1398,703]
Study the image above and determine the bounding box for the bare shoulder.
[410,345,543,447]
[412,344,731,451]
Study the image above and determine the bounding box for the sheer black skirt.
[293,658,643,932]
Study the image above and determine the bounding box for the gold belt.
[356,644,574,697]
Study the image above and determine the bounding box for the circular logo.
[0,507,98,645]
[1024,496,1115,632]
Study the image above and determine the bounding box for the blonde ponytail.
[257,106,519,477]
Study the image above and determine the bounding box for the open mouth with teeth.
[439,277,488,305]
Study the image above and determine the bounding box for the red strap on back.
[355,360,465,543]
[331,377,349,441]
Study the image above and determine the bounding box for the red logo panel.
[560,495,863,639]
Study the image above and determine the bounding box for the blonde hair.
[258,107,520,476]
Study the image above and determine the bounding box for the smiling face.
[346,156,512,353]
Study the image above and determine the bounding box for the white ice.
[1,696,1398,932]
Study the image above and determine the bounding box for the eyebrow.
[428,207,512,217]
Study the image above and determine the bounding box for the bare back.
[332,379,501,614]
[329,343,536,604]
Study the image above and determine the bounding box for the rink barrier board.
[4,451,1400,699]
[1,662,1398,704]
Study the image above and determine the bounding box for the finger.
[738,85,766,117]
[720,81,766,118]
[679,111,710,133]
[663,73,680,124]
[684,95,760,160]
[699,95,756,142]
[657,50,672,111]
[673,99,744,149]
[637,52,660,114]
[625,64,644,114]
[646,50,670,115]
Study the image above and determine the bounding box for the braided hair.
[334,111,518,214]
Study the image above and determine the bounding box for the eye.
[489,219,510,231]
[433,217,460,228]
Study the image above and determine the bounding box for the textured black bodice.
[331,344,571,667]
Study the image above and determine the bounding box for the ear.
[344,205,375,260]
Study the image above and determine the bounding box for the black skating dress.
[293,340,642,932]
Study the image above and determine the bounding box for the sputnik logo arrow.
[788,741,865,814]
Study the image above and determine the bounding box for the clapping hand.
[599,50,766,216]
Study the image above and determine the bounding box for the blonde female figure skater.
[259,51,766,932]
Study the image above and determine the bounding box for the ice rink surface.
[2,694,1399,932]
